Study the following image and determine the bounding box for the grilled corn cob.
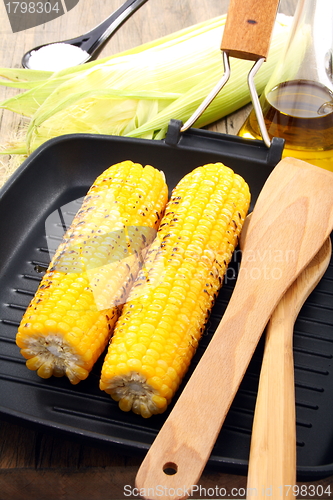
[16,161,168,384]
[100,163,250,417]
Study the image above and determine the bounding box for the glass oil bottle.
[238,0,333,171]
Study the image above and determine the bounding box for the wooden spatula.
[240,215,332,499]
[135,158,333,500]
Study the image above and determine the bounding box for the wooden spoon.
[135,158,333,500]
[240,215,332,499]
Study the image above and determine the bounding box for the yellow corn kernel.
[100,162,250,416]
[16,161,168,384]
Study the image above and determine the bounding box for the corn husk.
[0,13,292,159]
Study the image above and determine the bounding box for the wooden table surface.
[1,0,333,499]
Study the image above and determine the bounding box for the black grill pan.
[1,130,333,480]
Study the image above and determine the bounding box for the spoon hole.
[163,462,178,475]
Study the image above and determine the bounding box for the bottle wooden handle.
[221,0,280,60]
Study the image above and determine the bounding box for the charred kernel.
[100,162,250,417]
[16,161,168,385]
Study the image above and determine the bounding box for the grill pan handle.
[221,0,280,61]
[175,0,281,147]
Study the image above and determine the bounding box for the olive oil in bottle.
[238,79,333,172]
